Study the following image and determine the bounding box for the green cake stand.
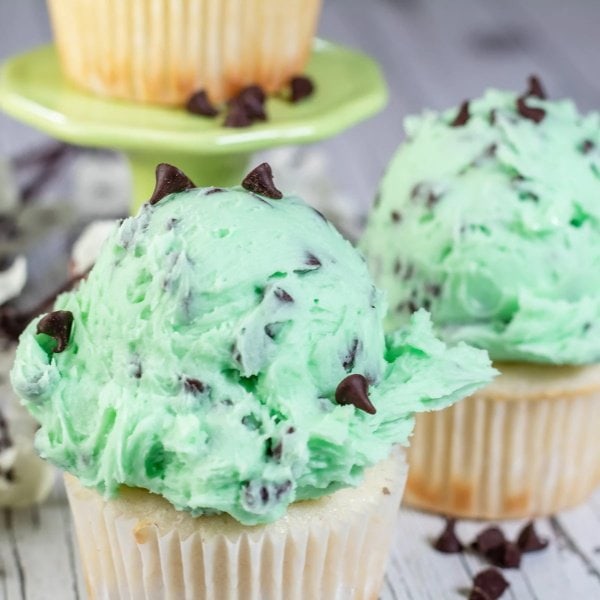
[0,42,387,212]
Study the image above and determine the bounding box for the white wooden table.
[2,0,600,598]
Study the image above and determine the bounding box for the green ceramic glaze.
[0,42,387,211]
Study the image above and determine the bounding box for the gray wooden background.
[1,1,600,599]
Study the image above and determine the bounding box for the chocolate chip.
[224,98,254,128]
[275,480,292,500]
[433,518,463,554]
[36,311,73,353]
[305,253,322,267]
[488,542,521,569]
[469,588,493,600]
[516,96,545,123]
[290,76,315,103]
[206,187,224,195]
[391,211,402,223]
[516,521,548,553]
[264,322,285,339]
[0,409,12,451]
[472,569,509,600]
[581,140,595,154]
[186,90,219,117]
[148,163,196,205]
[335,374,376,414]
[131,360,142,379]
[237,85,267,121]
[525,75,546,99]
[451,100,470,127]
[242,163,283,200]
[266,438,283,461]
[343,339,360,371]
[393,259,402,275]
[426,283,442,297]
[184,378,205,394]
[472,527,506,555]
[274,288,293,303]
[426,191,440,208]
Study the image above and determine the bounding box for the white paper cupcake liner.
[47,0,322,105]
[406,362,600,518]
[65,448,407,600]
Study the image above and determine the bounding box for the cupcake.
[361,77,600,518]
[47,0,322,106]
[11,163,493,598]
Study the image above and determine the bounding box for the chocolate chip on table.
[487,541,521,569]
[184,378,205,394]
[472,526,506,556]
[516,521,549,552]
[335,374,376,414]
[433,517,463,554]
[148,163,196,205]
[470,568,509,600]
[451,100,471,127]
[224,98,254,128]
[242,163,283,199]
[289,75,315,103]
[185,90,219,117]
[36,310,73,353]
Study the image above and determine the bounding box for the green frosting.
[362,88,600,364]
[12,185,493,525]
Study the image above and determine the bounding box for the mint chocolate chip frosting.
[362,83,600,365]
[12,179,493,525]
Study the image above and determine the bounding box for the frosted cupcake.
[361,77,600,518]
[47,0,322,106]
[12,163,493,598]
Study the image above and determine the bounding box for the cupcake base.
[65,449,406,600]
[405,362,600,518]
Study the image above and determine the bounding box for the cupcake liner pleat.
[406,371,600,518]
[65,448,406,600]
[47,0,322,105]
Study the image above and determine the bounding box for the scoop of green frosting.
[12,182,493,525]
[361,85,600,364]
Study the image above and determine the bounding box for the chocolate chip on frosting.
[516,96,545,123]
[184,378,205,394]
[433,517,463,554]
[516,76,546,123]
[274,288,294,303]
[290,76,315,103]
[516,520,548,552]
[36,310,73,353]
[581,139,595,154]
[242,163,283,199]
[342,338,360,371]
[186,90,219,117]
[391,211,402,223]
[451,100,471,127]
[525,74,546,99]
[149,164,196,205]
[335,374,376,414]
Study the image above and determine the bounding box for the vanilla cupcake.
[47,0,322,105]
[12,163,493,598]
[361,77,600,518]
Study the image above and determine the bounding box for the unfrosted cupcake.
[47,0,322,105]
[361,77,600,518]
[12,163,493,598]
